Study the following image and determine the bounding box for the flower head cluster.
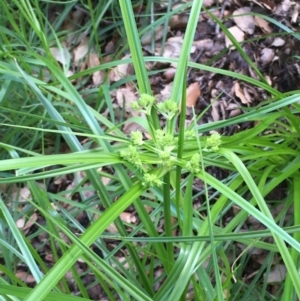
[120,145,144,171]
[157,99,178,120]
[155,129,178,147]
[184,130,196,140]
[142,173,163,187]
[130,130,143,146]
[131,94,155,115]
[185,153,201,174]
[204,132,222,152]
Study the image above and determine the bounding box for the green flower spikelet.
[185,153,201,174]
[205,132,222,152]
[157,99,178,120]
[142,173,163,187]
[120,145,143,170]
[130,131,143,145]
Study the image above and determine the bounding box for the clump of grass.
[0,1,300,301]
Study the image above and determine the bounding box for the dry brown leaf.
[158,82,173,102]
[164,67,176,81]
[248,66,259,80]
[233,7,255,34]
[264,75,272,86]
[116,88,137,111]
[229,109,242,117]
[232,205,241,215]
[211,99,220,121]
[141,25,169,45]
[106,212,136,233]
[16,217,26,229]
[45,253,54,262]
[169,14,189,29]
[254,16,272,33]
[281,0,294,12]
[234,82,250,105]
[16,271,35,283]
[260,48,275,65]
[291,3,300,23]
[250,0,276,11]
[186,83,201,107]
[105,40,115,53]
[106,223,118,233]
[225,26,245,48]
[170,14,185,26]
[87,52,105,86]
[203,0,215,7]
[271,37,285,47]
[123,120,141,135]
[63,10,85,45]
[193,39,214,51]
[120,212,137,224]
[50,46,70,66]
[109,54,131,81]
[73,36,89,66]
[12,186,31,203]
[158,42,181,59]
[243,87,253,103]
[266,265,287,283]
[23,213,38,233]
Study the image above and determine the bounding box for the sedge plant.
[0,1,300,301]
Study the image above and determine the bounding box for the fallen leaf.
[203,0,215,7]
[64,9,86,45]
[186,83,201,107]
[50,46,70,66]
[233,7,255,34]
[250,0,276,11]
[45,254,54,262]
[291,3,300,23]
[73,36,89,66]
[16,217,26,229]
[16,271,35,283]
[193,39,214,51]
[169,14,189,29]
[266,264,287,283]
[234,82,250,105]
[281,0,293,12]
[120,212,137,224]
[225,26,245,48]
[116,88,137,111]
[164,67,176,81]
[105,40,115,53]
[12,186,31,203]
[157,41,181,60]
[123,116,144,135]
[260,48,275,65]
[229,109,242,117]
[23,213,38,232]
[271,37,285,47]
[142,25,169,45]
[158,82,173,102]
[254,16,272,33]
[211,99,220,121]
[243,86,253,103]
[87,52,105,86]
[109,54,131,81]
